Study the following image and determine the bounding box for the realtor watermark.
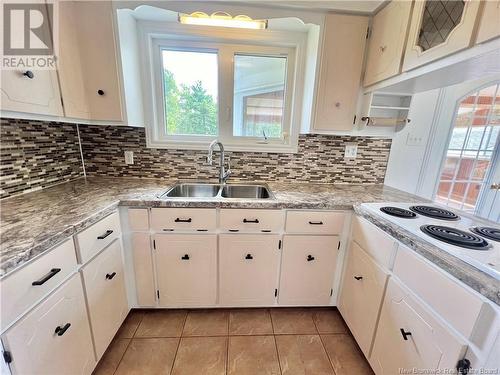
[1,0,58,69]
[399,368,499,374]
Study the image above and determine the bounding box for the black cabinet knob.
[55,323,71,336]
[23,70,34,79]
[181,254,190,260]
[175,218,192,223]
[243,218,259,223]
[307,255,315,261]
[97,89,105,96]
[354,276,363,280]
[106,272,116,280]
[245,254,253,260]
[400,328,412,341]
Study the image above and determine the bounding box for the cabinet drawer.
[220,209,284,232]
[393,244,483,339]
[351,216,396,269]
[81,240,128,359]
[286,211,345,234]
[338,241,389,356]
[155,234,217,307]
[3,274,95,375]
[279,235,339,306]
[128,208,149,231]
[370,277,467,374]
[151,208,216,232]
[219,234,281,306]
[76,211,121,263]
[0,239,78,332]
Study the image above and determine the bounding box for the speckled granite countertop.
[0,176,425,278]
[354,204,500,305]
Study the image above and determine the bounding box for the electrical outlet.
[406,133,424,146]
[344,143,358,159]
[124,151,134,165]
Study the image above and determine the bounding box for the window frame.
[138,21,305,153]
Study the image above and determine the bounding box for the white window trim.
[137,20,307,153]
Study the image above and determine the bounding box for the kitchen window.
[140,23,303,153]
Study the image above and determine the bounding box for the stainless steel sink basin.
[221,184,274,199]
[161,183,220,198]
[159,183,275,200]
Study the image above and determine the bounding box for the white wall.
[384,88,442,196]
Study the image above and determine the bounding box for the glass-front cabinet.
[403,0,481,71]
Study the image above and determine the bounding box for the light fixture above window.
[179,12,268,30]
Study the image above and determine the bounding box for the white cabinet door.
[338,241,389,356]
[58,1,123,121]
[278,235,338,306]
[313,14,368,131]
[81,240,128,359]
[370,278,467,374]
[219,234,280,306]
[403,0,481,71]
[476,0,500,44]
[1,69,62,116]
[363,1,413,86]
[131,233,156,306]
[155,234,217,307]
[3,274,95,375]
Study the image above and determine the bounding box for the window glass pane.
[233,54,287,138]
[162,50,218,136]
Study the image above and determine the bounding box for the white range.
[361,202,500,281]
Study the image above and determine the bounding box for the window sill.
[145,138,299,154]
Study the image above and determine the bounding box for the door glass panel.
[435,83,500,213]
[417,0,465,51]
[233,54,287,138]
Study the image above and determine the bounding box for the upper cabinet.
[58,1,123,121]
[313,13,368,132]
[363,1,413,87]
[403,0,481,71]
[0,3,63,117]
[476,0,500,44]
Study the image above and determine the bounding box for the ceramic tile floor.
[93,307,374,375]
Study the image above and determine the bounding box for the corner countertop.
[0,176,425,278]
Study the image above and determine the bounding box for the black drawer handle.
[400,329,412,341]
[181,254,190,260]
[354,276,363,280]
[245,254,253,260]
[307,255,315,261]
[55,323,71,336]
[106,272,117,280]
[308,221,323,225]
[243,218,259,223]
[175,218,192,223]
[97,230,113,239]
[229,229,240,232]
[32,268,61,286]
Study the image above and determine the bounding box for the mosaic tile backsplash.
[0,118,84,199]
[79,125,392,183]
[0,118,392,199]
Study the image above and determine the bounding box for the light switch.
[344,143,358,159]
[124,151,134,165]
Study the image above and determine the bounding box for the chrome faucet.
[207,140,231,184]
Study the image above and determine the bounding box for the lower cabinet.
[338,241,389,356]
[2,274,96,375]
[81,240,128,359]
[278,235,339,305]
[131,233,156,306]
[155,234,217,307]
[219,234,281,306]
[370,277,467,373]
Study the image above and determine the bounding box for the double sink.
[160,183,275,200]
